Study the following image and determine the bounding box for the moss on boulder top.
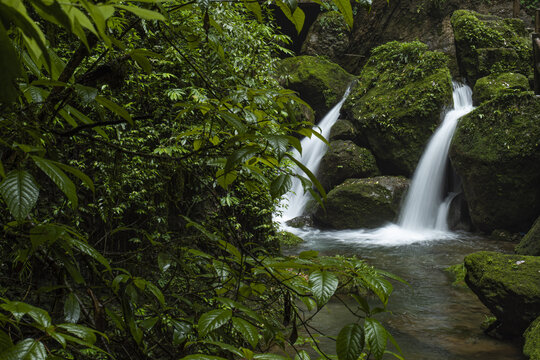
[516,215,540,256]
[472,72,530,105]
[451,10,531,85]
[301,11,350,64]
[329,119,358,142]
[313,176,409,229]
[317,140,380,192]
[276,56,355,120]
[450,92,540,233]
[524,316,540,360]
[464,251,540,338]
[344,41,452,176]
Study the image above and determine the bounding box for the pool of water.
[284,226,525,360]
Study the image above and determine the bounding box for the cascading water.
[398,82,474,231]
[279,86,352,222]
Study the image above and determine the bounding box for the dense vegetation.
[0,1,403,360]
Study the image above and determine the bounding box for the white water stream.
[279,82,475,245]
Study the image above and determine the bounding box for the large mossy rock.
[317,140,380,192]
[472,72,530,105]
[516,216,540,256]
[524,316,540,360]
[301,11,350,64]
[344,41,452,176]
[464,251,540,338]
[329,119,358,141]
[451,10,531,85]
[313,176,409,229]
[450,92,540,233]
[276,56,355,120]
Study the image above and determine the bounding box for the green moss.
[345,41,452,175]
[277,56,355,118]
[524,316,540,360]
[473,72,530,105]
[329,119,358,141]
[276,231,305,248]
[445,263,467,286]
[451,10,532,84]
[516,216,540,256]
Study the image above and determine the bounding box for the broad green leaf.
[332,0,354,28]
[54,162,94,192]
[253,354,290,360]
[298,250,318,259]
[0,159,5,178]
[336,323,365,360]
[181,355,227,360]
[115,4,165,20]
[95,96,133,125]
[225,146,259,173]
[364,318,387,360]
[198,309,232,337]
[65,237,111,271]
[64,293,80,324]
[32,156,77,209]
[0,329,13,349]
[74,84,98,104]
[30,224,65,250]
[58,323,97,344]
[0,300,51,327]
[215,297,263,323]
[201,340,243,357]
[145,281,165,307]
[1,338,46,360]
[359,272,393,306]
[270,174,292,199]
[243,0,262,21]
[216,169,237,189]
[294,350,309,360]
[276,1,305,33]
[130,53,152,74]
[232,317,259,348]
[286,154,326,200]
[172,320,192,345]
[309,270,338,307]
[0,22,21,103]
[157,253,172,272]
[0,170,39,222]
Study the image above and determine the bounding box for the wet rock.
[344,41,453,176]
[313,176,409,229]
[451,10,531,85]
[276,56,355,120]
[464,251,540,338]
[472,72,530,105]
[450,91,540,233]
[318,140,380,192]
[329,119,358,142]
[285,215,314,228]
[523,316,540,360]
[301,11,350,64]
[516,216,540,256]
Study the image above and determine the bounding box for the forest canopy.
[0,1,401,360]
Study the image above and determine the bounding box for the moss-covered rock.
[344,41,453,175]
[451,10,531,85]
[301,11,350,64]
[313,176,409,229]
[317,140,380,192]
[464,251,540,338]
[276,231,305,248]
[473,72,530,105]
[329,119,358,141]
[276,56,355,120]
[449,92,540,232]
[524,316,540,360]
[516,216,540,256]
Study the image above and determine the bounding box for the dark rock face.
[313,176,409,229]
[450,92,540,233]
[344,41,453,176]
[472,72,530,105]
[524,316,540,360]
[317,140,379,192]
[329,119,358,142]
[451,10,531,85]
[464,251,540,338]
[516,216,540,256]
[301,11,350,64]
[276,56,355,120]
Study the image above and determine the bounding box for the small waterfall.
[398,82,474,231]
[280,87,352,221]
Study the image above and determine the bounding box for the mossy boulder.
[313,176,409,229]
[276,231,305,248]
[301,11,350,64]
[451,10,531,85]
[318,140,380,192]
[524,316,540,360]
[344,41,453,176]
[464,251,540,338]
[516,216,540,256]
[329,119,358,141]
[473,72,530,105]
[276,56,355,120]
[449,92,540,233]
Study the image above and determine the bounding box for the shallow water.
[285,227,525,360]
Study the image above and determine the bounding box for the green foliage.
[0,1,401,360]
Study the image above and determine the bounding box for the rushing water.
[279,87,352,221]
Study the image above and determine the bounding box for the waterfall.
[280,87,352,221]
[398,82,474,231]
